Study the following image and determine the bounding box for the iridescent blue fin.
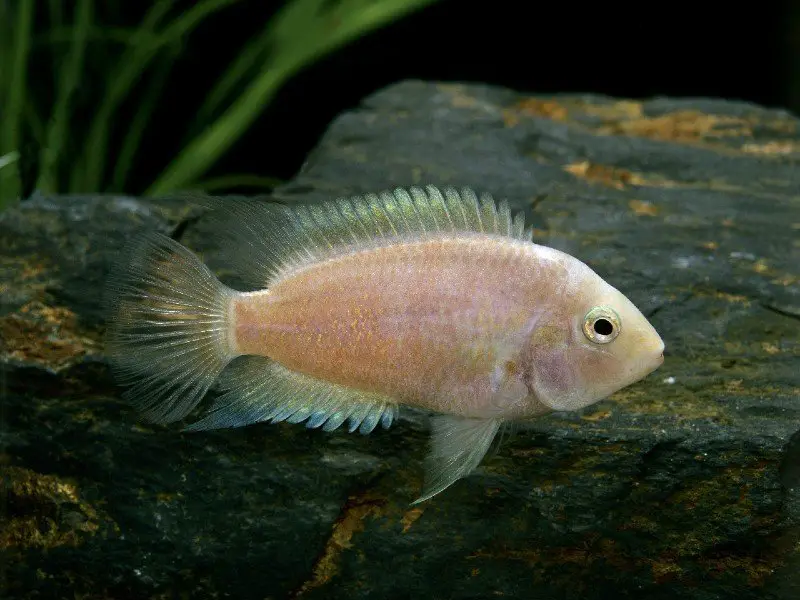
[184,355,398,435]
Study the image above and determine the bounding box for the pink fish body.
[106,186,664,502]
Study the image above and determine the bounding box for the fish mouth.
[645,348,665,375]
[648,336,666,370]
[655,339,665,364]
[632,342,665,380]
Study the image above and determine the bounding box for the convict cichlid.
[105,185,664,503]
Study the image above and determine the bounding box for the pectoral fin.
[412,415,503,504]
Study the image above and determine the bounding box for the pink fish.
[105,185,664,502]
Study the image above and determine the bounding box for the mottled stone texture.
[2,80,799,599]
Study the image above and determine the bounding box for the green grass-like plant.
[0,0,439,210]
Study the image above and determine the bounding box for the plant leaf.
[146,0,440,196]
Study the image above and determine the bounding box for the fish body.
[105,186,664,502]
[235,236,547,420]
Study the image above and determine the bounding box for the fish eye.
[582,306,621,344]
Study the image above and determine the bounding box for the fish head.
[522,257,664,412]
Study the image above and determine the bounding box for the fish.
[104,185,664,503]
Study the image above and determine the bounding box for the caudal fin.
[104,231,238,424]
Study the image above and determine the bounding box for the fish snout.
[648,339,665,371]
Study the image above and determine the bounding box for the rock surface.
[2,80,799,599]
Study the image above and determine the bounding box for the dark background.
[26,0,800,197]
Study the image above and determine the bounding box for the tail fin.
[104,231,238,424]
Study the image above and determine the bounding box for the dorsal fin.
[191,185,532,290]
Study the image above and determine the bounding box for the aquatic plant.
[0,0,439,210]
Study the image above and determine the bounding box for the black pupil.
[593,318,614,336]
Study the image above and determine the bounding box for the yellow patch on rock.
[628,199,660,217]
[0,466,117,550]
[1,301,100,369]
[596,110,752,143]
[295,493,387,595]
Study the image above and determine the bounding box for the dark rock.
[2,80,799,599]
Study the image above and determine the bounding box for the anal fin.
[184,356,397,435]
[412,415,503,504]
